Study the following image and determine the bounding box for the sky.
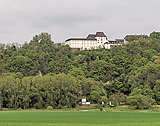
[1,0,160,44]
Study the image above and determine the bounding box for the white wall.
[65,36,115,50]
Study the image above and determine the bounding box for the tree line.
[0,31,160,109]
[0,73,104,109]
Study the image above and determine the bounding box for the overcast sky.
[1,0,160,44]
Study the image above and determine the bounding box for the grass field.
[1,111,160,126]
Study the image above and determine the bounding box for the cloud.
[1,0,160,44]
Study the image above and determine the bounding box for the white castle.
[65,32,148,52]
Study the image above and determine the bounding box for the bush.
[95,104,101,109]
[62,106,68,109]
[57,104,62,109]
[2,108,8,111]
[127,95,155,109]
[109,99,118,107]
[78,103,82,106]
[109,91,126,106]
[17,108,22,111]
[90,91,101,104]
[101,96,108,104]
[47,106,53,111]
[100,107,103,111]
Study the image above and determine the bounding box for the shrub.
[62,106,68,109]
[17,108,22,111]
[2,108,8,111]
[95,104,101,109]
[57,104,62,109]
[109,91,126,106]
[47,106,53,111]
[78,103,82,106]
[110,99,118,107]
[90,91,101,104]
[100,107,103,111]
[101,96,108,104]
[127,95,155,109]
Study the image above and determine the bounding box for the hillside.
[0,32,160,109]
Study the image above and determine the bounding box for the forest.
[0,31,160,109]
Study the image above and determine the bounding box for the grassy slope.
[0,111,160,126]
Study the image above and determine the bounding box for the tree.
[50,73,81,108]
[9,55,36,76]
[128,36,139,42]
[11,78,20,109]
[30,33,54,45]
[90,91,101,103]
[149,31,160,39]
[101,96,108,104]
[20,77,31,109]
[109,91,127,106]
[127,95,155,109]
[15,72,24,79]
[31,76,44,109]
[154,80,160,104]
[0,76,4,109]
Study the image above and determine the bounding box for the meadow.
[1,110,160,126]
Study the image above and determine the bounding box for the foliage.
[100,107,103,111]
[110,99,118,107]
[2,108,8,111]
[17,108,22,111]
[0,73,86,109]
[127,95,155,109]
[128,35,139,42]
[90,91,101,103]
[150,31,160,39]
[0,31,160,109]
[109,91,127,106]
[47,106,53,111]
[101,96,108,104]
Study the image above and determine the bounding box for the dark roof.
[87,34,96,39]
[109,40,116,43]
[96,32,107,37]
[105,40,123,44]
[65,32,107,42]
[124,34,149,40]
[115,39,124,43]
[65,38,96,42]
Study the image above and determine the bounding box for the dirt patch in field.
[77,105,95,109]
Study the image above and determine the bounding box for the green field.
[0,111,160,126]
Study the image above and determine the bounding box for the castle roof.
[96,32,107,37]
[124,34,149,40]
[87,34,96,39]
[65,32,106,42]
[65,38,96,42]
